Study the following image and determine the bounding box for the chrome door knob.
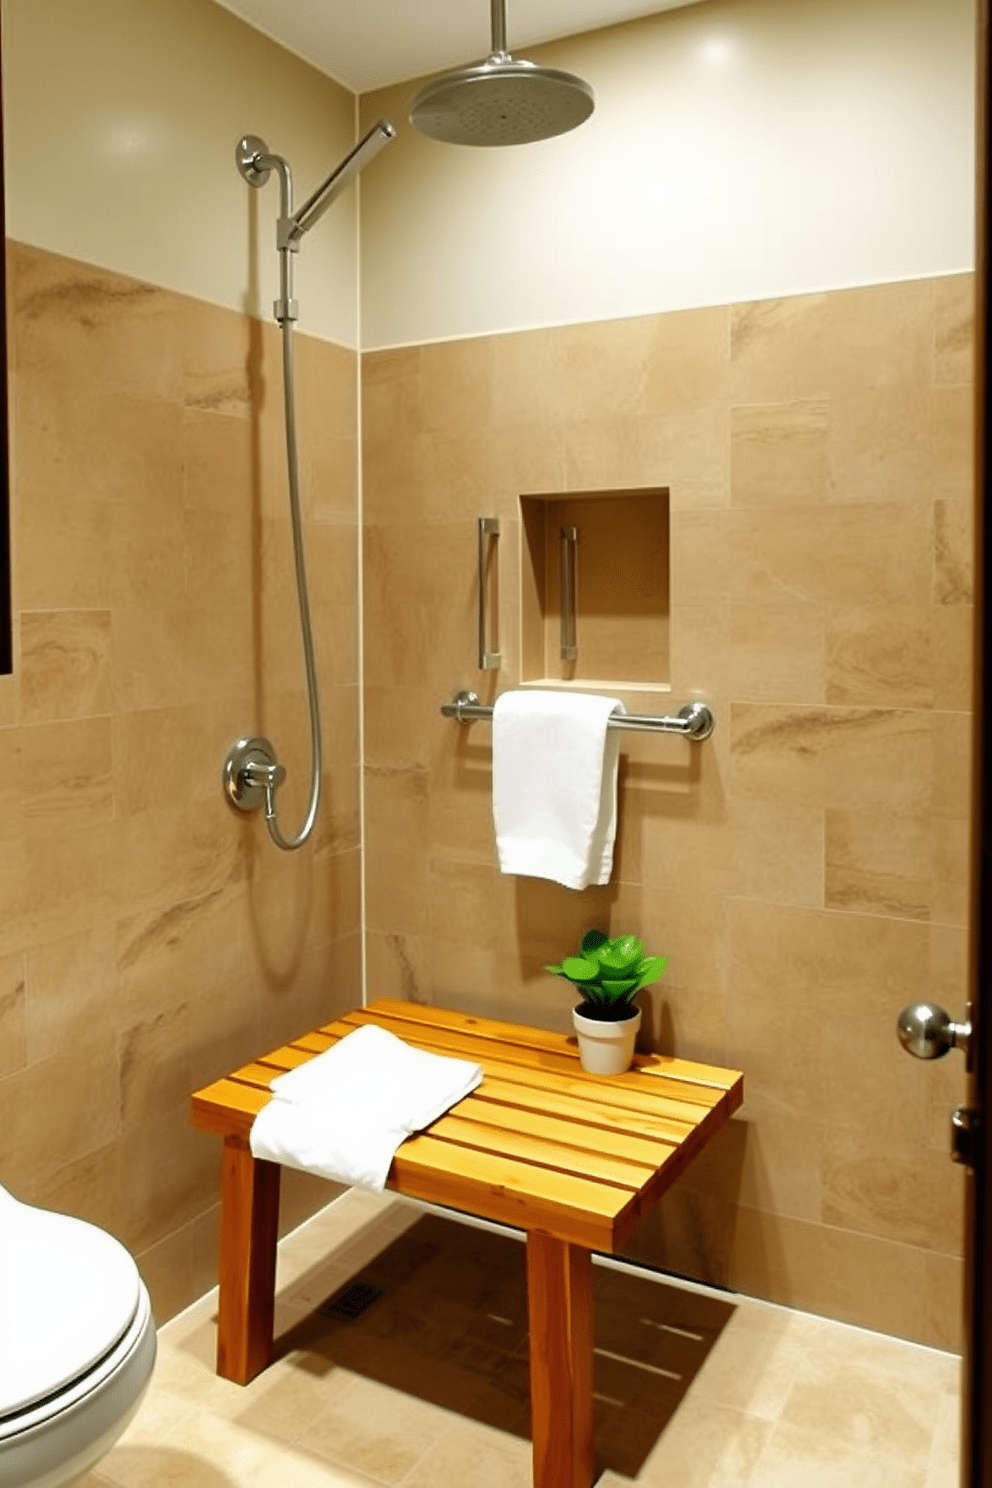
[896,1003,971,1060]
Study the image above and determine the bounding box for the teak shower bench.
[190,997,743,1488]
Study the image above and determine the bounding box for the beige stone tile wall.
[361,273,975,1349]
[0,241,361,1321]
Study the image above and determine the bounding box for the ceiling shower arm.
[490,0,508,56]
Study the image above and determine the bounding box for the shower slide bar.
[441,690,715,740]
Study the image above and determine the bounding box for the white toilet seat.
[0,1285,154,1440]
[0,1184,142,1421]
[0,1183,157,1488]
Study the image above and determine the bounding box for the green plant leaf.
[581,929,609,954]
[597,935,644,974]
[633,955,669,991]
[614,933,644,961]
[562,955,600,982]
[601,976,639,997]
[543,962,564,976]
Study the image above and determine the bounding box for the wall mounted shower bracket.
[223,736,286,815]
[235,135,270,186]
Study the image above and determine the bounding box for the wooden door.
[964,2,989,1481]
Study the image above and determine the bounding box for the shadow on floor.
[94,1447,237,1488]
[275,1212,736,1480]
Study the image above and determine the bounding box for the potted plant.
[545,929,669,1075]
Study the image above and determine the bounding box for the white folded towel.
[492,689,625,891]
[248,1023,483,1192]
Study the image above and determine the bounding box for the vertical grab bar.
[560,526,578,661]
[477,516,501,671]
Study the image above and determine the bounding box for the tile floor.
[85,1189,961,1488]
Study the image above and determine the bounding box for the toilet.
[0,1182,157,1488]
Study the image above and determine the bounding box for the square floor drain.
[321,1281,385,1321]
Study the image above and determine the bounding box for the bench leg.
[216,1135,281,1385]
[526,1232,595,1488]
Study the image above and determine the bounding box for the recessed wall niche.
[520,488,670,687]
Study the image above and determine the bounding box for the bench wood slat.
[426,1113,657,1191]
[630,1052,743,1091]
[192,1079,268,1140]
[258,1046,314,1071]
[228,1062,291,1088]
[361,996,593,1059]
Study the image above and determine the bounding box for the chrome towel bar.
[441,690,715,740]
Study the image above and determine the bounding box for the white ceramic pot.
[572,1003,641,1075]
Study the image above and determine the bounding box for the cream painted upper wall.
[2,0,977,350]
[359,0,976,348]
[2,0,361,344]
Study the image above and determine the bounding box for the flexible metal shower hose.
[262,316,322,850]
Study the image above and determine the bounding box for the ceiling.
[214,1,706,95]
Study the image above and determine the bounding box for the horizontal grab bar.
[440,690,714,741]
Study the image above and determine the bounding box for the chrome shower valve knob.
[244,757,287,793]
[223,736,284,814]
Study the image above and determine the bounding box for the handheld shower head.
[409,0,594,147]
[291,119,396,241]
[235,120,396,243]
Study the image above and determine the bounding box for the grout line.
[393,1411,462,1488]
[355,93,368,1010]
[359,268,973,355]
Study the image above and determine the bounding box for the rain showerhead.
[409,0,594,147]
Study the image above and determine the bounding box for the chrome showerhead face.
[409,53,594,147]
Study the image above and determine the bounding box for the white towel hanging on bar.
[491,689,625,891]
